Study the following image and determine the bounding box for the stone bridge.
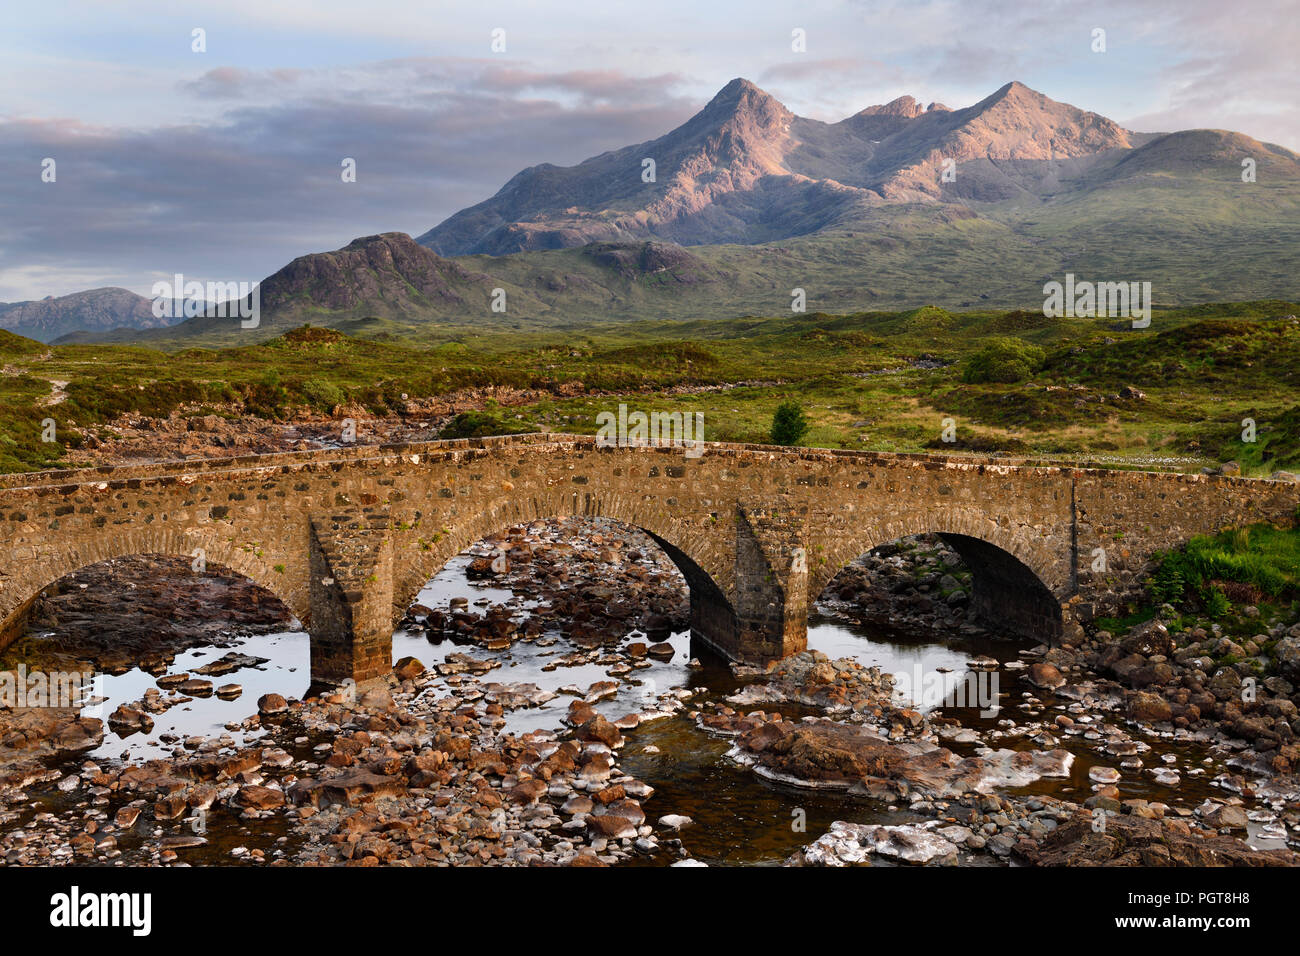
[0,434,1296,688]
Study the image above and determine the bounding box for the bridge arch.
[808,510,1066,643]
[389,489,733,627]
[4,435,1295,682]
[0,525,308,649]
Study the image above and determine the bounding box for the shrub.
[962,337,1046,384]
[438,410,532,439]
[1147,521,1300,615]
[300,378,345,411]
[770,400,810,446]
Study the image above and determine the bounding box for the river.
[27,542,1288,866]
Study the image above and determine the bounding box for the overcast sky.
[1,0,1294,301]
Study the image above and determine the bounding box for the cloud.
[0,62,700,300]
[1,0,1295,300]
[184,66,306,99]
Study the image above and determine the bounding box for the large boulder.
[393,656,425,682]
[288,770,408,808]
[1126,691,1173,723]
[1013,813,1297,867]
[1121,620,1174,657]
[233,784,287,811]
[1274,636,1300,683]
[796,822,959,866]
[575,714,623,748]
[1026,662,1065,690]
[740,720,1071,798]
[257,693,288,716]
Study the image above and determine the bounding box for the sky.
[1,0,1295,301]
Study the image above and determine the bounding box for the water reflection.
[85,630,309,762]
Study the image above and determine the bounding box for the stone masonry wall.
[0,434,1295,679]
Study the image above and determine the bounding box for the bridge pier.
[689,584,809,664]
[687,504,809,664]
[307,514,394,690]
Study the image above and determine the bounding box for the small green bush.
[300,378,345,411]
[438,410,532,439]
[962,337,1046,384]
[770,400,810,446]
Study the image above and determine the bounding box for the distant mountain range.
[0,287,163,343]
[34,79,1300,344]
[417,79,1157,254]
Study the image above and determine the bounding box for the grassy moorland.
[1,300,1297,476]
[1090,516,1300,648]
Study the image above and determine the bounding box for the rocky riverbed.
[1,521,1298,866]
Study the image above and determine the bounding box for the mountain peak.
[961,80,1134,154]
[858,94,925,119]
[993,80,1045,103]
[699,77,789,123]
[342,231,422,252]
[0,286,162,343]
[717,77,762,96]
[416,79,1216,255]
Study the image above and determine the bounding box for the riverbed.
[25,543,1291,865]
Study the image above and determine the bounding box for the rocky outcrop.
[1013,812,1300,867]
[794,821,960,866]
[731,717,1072,799]
[724,650,895,713]
[1080,616,1300,771]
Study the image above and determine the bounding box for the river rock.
[1089,766,1121,784]
[288,770,408,808]
[193,652,270,676]
[576,715,622,748]
[738,719,1072,798]
[562,795,594,815]
[1026,662,1065,690]
[233,784,287,811]
[108,704,153,734]
[1014,813,1298,866]
[586,814,638,839]
[115,806,143,828]
[1127,691,1173,722]
[1274,636,1300,682]
[393,656,425,682]
[797,821,959,866]
[1200,802,1249,831]
[257,693,288,716]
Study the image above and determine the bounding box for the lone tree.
[770,400,810,446]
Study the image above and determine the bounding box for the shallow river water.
[46,552,1294,864]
